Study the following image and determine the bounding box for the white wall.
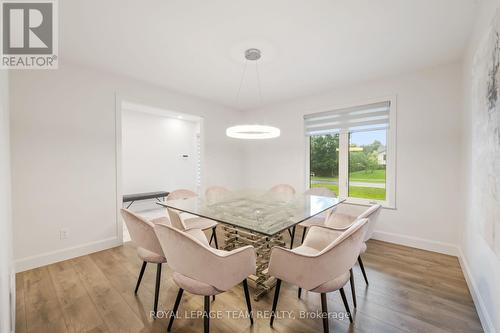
[122,110,199,200]
[0,69,13,333]
[461,0,500,332]
[10,63,244,272]
[241,62,464,255]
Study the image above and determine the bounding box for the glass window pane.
[348,130,387,200]
[309,134,339,196]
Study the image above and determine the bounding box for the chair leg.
[290,225,296,249]
[270,279,282,326]
[301,226,307,244]
[287,228,293,238]
[134,261,147,294]
[320,293,329,333]
[339,287,353,323]
[242,279,253,325]
[167,288,184,331]
[204,295,210,333]
[349,268,357,308]
[358,255,369,285]
[153,263,162,318]
[211,227,219,249]
[298,287,302,298]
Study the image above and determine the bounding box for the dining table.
[158,189,343,300]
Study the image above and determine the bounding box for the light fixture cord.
[255,59,263,107]
[235,59,248,108]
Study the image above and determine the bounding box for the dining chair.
[120,208,168,318]
[293,187,337,247]
[355,204,382,285]
[154,222,256,333]
[269,184,297,246]
[166,189,219,249]
[205,186,231,204]
[268,218,368,333]
[321,203,382,308]
[269,183,296,196]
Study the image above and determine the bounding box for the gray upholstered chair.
[120,209,167,317]
[154,220,256,333]
[268,218,368,332]
[166,189,219,248]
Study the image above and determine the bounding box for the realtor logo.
[1,0,58,69]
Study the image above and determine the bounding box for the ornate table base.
[222,225,286,301]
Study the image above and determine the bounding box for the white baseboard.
[458,249,496,333]
[372,230,460,256]
[14,237,122,273]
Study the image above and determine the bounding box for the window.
[305,100,396,207]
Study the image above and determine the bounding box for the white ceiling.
[61,0,479,110]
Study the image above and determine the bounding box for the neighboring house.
[378,146,387,165]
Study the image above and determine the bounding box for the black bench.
[123,191,170,209]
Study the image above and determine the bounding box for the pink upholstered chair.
[120,209,167,317]
[205,186,231,204]
[293,187,337,247]
[268,218,369,332]
[322,203,382,308]
[154,222,256,333]
[269,184,296,247]
[166,189,219,249]
[269,184,296,197]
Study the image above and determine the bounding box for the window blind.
[304,101,391,136]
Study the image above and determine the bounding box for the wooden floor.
[15,232,483,333]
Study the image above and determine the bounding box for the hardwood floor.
[16,232,483,333]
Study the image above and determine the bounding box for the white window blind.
[304,101,391,136]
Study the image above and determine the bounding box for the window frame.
[305,96,397,209]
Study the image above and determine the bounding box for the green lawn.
[311,169,386,183]
[311,169,386,200]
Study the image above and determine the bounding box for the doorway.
[117,100,203,241]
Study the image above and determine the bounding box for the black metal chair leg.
[204,295,210,333]
[270,279,282,326]
[153,263,162,318]
[134,261,147,294]
[287,228,293,238]
[290,225,296,249]
[212,227,219,249]
[350,268,357,308]
[242,279,253,325]
[301,226,307,244]
[320,293,329,333]
[167,288,184,331]
[358,255,369,285]
[340,287,353,323]
[298,287,302,298]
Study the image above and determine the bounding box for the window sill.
[343,197,396,210]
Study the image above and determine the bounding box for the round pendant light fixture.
[226,48,280,140]
[226,125,280,139]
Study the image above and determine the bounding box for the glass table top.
[157,190,343,236]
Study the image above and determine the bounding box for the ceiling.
[61,0,479,110]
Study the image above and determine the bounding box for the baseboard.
[458,249,496,333]
[14,237,122,272]
[372,230,460,256]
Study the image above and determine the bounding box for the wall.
[461,0,500,332]
[242,62,464,255]
[0,69,13,333]
[122,109,199,209]
[10,63,244,272]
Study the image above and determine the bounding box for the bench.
[123,191,170,209]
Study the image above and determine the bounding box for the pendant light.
[225,48,280,140]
